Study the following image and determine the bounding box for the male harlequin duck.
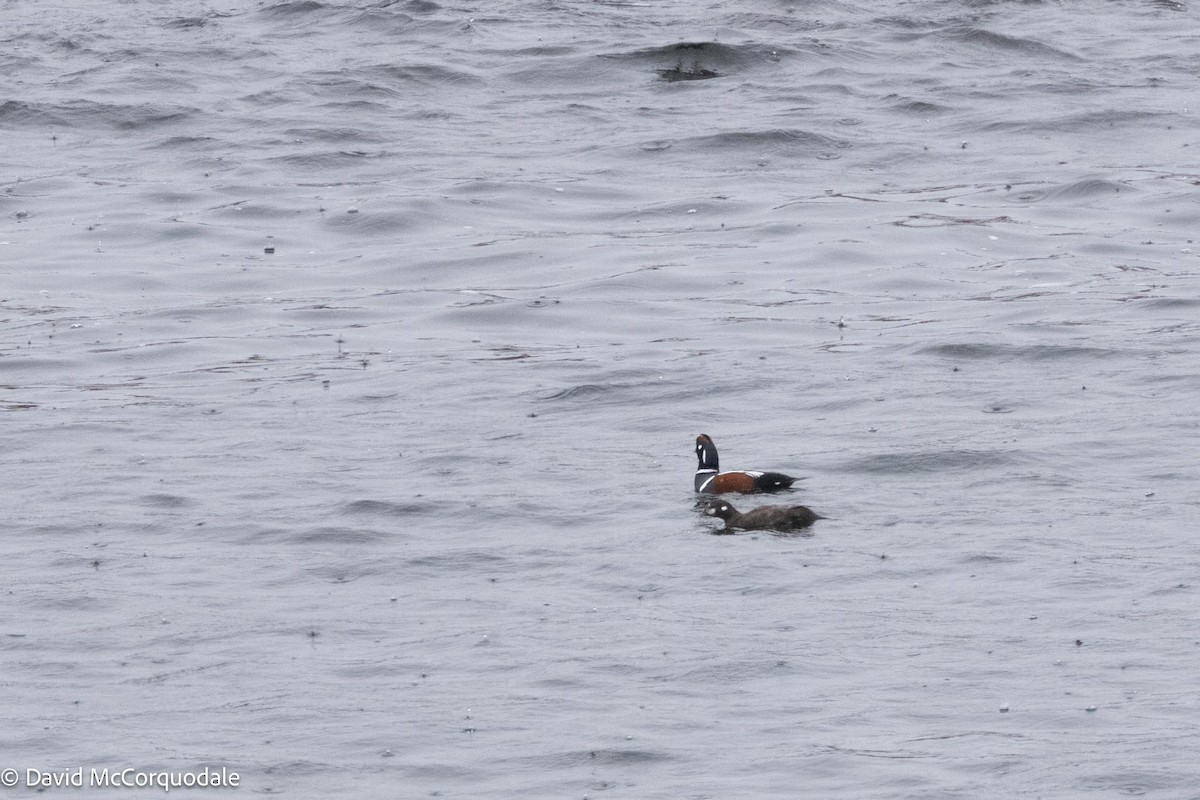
[702,497,823,533]
[694,434,798,494]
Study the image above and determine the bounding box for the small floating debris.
[999,703,1010,713]
[657,61,722,82]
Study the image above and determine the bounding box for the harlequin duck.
[694,434,798,494]
[702,497,823,533]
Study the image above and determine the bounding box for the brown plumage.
[694,434,798,494]
[702,497,823,533]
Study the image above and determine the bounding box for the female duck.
[702,497,823,533]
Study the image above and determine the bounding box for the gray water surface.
[3,0,1200,797]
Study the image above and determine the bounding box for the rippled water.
[4,0,1200,797]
